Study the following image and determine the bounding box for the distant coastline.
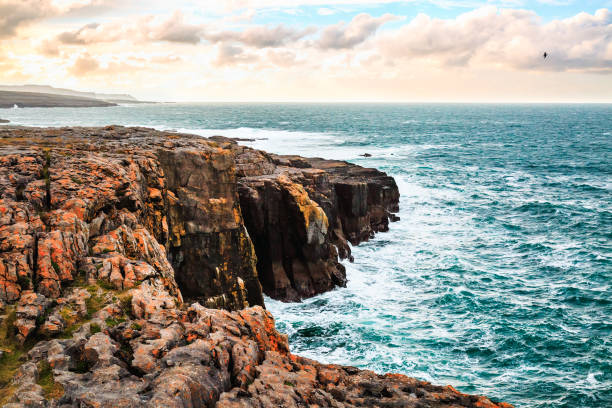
[0,85,159,108]
[0,90,116,108]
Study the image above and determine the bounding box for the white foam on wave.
[173,126,349,159]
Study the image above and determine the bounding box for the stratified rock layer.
[0,126,512,408]
[222,140,400,301]
[0,128,399,306]
[0,126,260,311]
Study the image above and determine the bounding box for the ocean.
[2,103,611,407]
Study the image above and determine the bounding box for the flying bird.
[543,52,548,59]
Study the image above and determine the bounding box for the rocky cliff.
[213,138,400,302]
[0,126,511,408]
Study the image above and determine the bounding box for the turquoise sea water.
[2,103,611,407]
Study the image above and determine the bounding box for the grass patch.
[119,295,133,319]
[51,260,60,275]
[70,359,94,374]
[284,380,295,387]
[59,306,74,324]
[70,176,83,185]
[60,283,109,339]
[97,280,115,291]
[130,322,142,331]
[0,308,29,405]
[37,360,63,400]
[90,323,101,334]
[71,271,87,288]
[85,286,106,319]
[105,317,126,328]
[0,281,122,403]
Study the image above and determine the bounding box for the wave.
[515,201,559,215]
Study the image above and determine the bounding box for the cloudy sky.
[1,0,611,101]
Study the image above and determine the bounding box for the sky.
[0,0,611,102]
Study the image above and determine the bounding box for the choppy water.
[2,103,611,407]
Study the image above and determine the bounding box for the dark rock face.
[157,149,264,309]
[222,141,401,302]
[238,174,346,301]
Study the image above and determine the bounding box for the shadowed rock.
[223,141,400,302]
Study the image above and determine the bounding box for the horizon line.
[145,100,612,104]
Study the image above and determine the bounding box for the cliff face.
[0,126,511,408]
[0,128,399,308]
[0,127,258,311]
[157,148,263,309]
[219,140,401,302]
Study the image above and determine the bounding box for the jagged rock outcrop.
[1,281,511,408]
[0,126,512,408]
[217,140,400,301]
[0,128,399,306]
[0,126,260,311]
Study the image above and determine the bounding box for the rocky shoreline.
[0,126,511,407]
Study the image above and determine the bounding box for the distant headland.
[0,85,153,108]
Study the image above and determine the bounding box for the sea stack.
[0,126,511,408]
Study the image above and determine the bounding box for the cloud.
[0,0,112,38]
[318,8,336,16]
[317,13,399,49]
[377,7,612,72]
[0,0,55,38]
[2,1,610,101]
[55,10,204,46]
[205,25,315,48]
[214,43,259,65]
[57,22,100,44]
[144,10,203,44]
[54,11,311,49]
[69,54,99,75]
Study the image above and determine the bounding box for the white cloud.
[55,11,204,45]
[0,0,55,38]
[0,0,114,38]
[205,25,316,48]
[318,8,336,16]
[376,7,612,72]
[317,13,400,49]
